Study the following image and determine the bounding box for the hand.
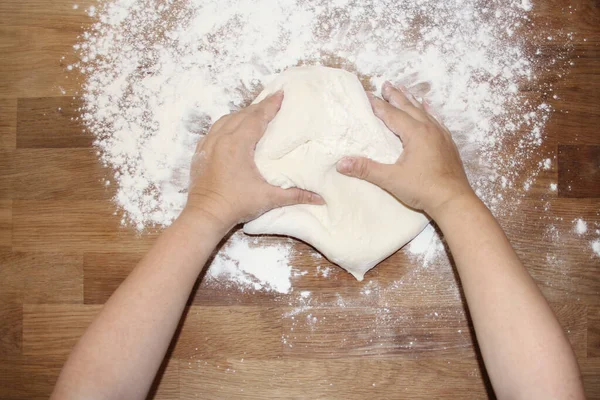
[185,91,323,230]
[336,81,475,219]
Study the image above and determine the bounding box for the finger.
[382,82,427,121]
[336,156,394,188]
[368,93,419,142]
[251,90,284,124]
[423,100,442,123]
[273,187,325,207]
[382,81,413,110]
[241,91,284,144]
[398,85,425,110]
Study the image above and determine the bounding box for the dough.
[244,66,429,280]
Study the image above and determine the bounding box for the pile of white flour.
[70,0,577,292]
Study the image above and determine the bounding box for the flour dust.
[68,0,589,303]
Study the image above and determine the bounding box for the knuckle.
[356,159,370,179]
[296,189,307,203]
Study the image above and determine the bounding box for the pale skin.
[52,84,585,399]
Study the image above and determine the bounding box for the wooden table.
[1,1,599,398]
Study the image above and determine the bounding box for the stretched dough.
[244,66,429,280]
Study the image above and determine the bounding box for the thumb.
[272,187,325,208]
[336,156,393,188]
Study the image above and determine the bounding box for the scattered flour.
[316,266,333,278]
[592,240,600,258]
[70,0,574,292]
[574,218,588,235]
[542,158,552,170]
[205,232,293,293]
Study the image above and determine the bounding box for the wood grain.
[0,302,22,356]
[22,304,101,357]
[0,98,16,150]
[502,198,600,305]
[16,97,91,148]
[12,200,158,252]
[581,359,600,399]
[0,354,180,400]
[0,151,12,200]
[0,252,83,304]
[558,145,600,198]
[0,199,11,249]
[178,358,491,400]
[1,0,599,398]
[172,306,284,360]
[83,252,142,304]
[11,149,113,200]
[589,306,600,358]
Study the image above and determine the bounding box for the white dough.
[244,66,429,280]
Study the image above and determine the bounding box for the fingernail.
[311,193,326,205]
[383,81,392,91]
[336,157,354,174]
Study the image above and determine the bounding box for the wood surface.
[1,0,600,399]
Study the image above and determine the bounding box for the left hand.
[185,91,323,230]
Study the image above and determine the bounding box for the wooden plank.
[530,0,600,39]
[12,149,113,200]
[281,306,476,359]
[172,306,283,360]
[22,304,101,357]
[12,200,158,252]
[539,43,600,146]
[0,252,83,304]
[0,0,96,28]
[0,151,12,200]
[0,355,64,400]
[376,250,463,309]
[279,304,586,360]
[589,305,600,358]
[83,252,141,304]
[0,302,22,356]
[528,0,600,146]
[0,98,17,150]
[501,198,600,305]
[0,24,84,98]
[0,199,11,249]
[179,358,491,399]
[0,354,179,400]
[17,97,91,148]
[580,358,600,399]
[551,303,588,359]
[23,304,282,361]
[558,145,600,198]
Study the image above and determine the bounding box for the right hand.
[336,81,475,219]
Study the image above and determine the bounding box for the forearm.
[52,210,229,400]
[432,195,584,399]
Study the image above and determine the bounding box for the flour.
[592,240,600,258]
[205,232,293,293]
[71,0,574,290]
[574,218,588,235]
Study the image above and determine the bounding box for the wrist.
[178,205,235,238]
[426,189,481,222]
